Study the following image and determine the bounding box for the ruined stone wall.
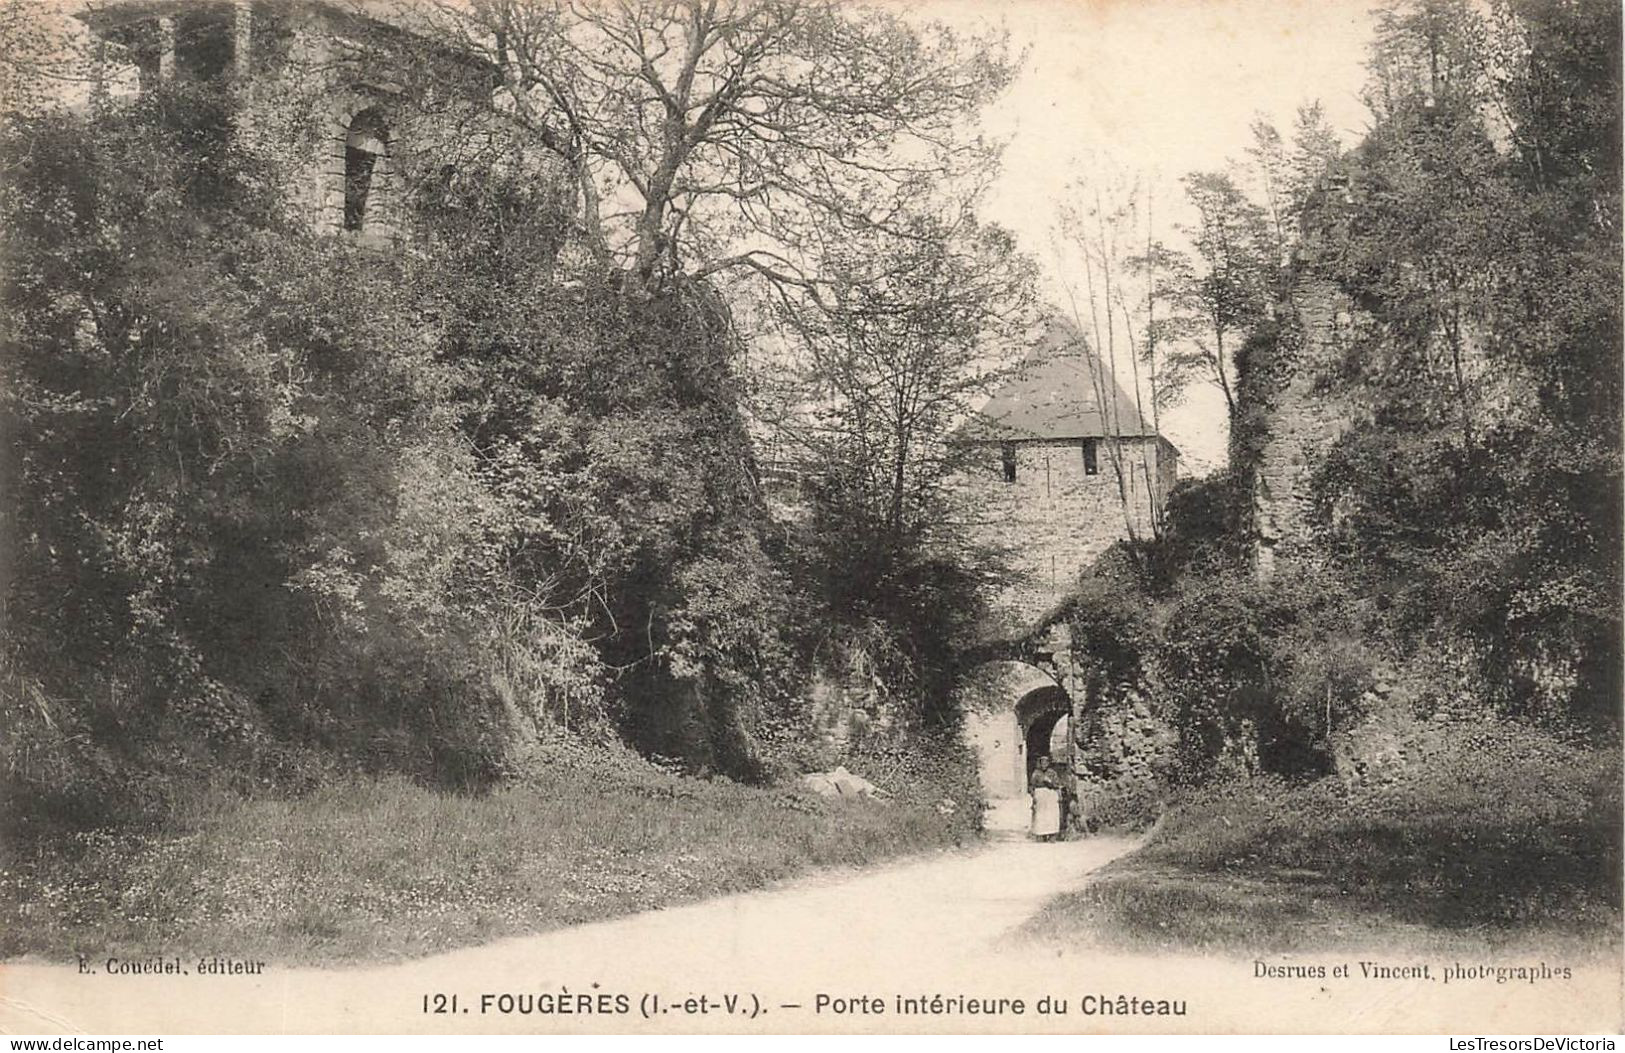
[801,650,902,763]
[1069,704,1177,828]
[1072,684,1178,789]
[187,7,574,246]
[1244,277,1364,576]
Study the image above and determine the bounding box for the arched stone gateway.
[959,648,1086,832]
[1019,691,1070,782]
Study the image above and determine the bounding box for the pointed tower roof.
[954,317,1158,442]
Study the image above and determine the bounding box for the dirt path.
[2,823,1619,1034]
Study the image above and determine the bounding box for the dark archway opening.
[1014,684,1069,784]
[1023,711,1066,781]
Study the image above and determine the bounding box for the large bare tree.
[378,0,1015,293]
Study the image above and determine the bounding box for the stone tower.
[951,317,1179,626]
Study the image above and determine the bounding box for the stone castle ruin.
[951,318,1180,829]
[952,272,1400,827]
[72,3,1203,824]
[1242,276,1362,577]
[76,0,549,247]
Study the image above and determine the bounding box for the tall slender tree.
[1156,172,1272,426]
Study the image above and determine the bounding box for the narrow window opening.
[104,19,164,92]
[174,4,234,81]
[134,49,161,91]
[343,109,389,233]
[433,164,460,207]
[1001,443,1017,484]
[1082,438,1099,476]
[344,148,378,230]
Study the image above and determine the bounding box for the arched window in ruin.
[342,108,389,234]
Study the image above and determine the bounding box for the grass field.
[1028,720,1622,956]
[1,739,977,965]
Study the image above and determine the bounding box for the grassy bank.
[2,740,977,965]
[1029,721,1622,956]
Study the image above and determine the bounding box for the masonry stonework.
[1246,277,1364,576]
[82,1,554,249]
[957,437,1172,622]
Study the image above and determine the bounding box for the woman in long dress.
[1029,756,1062,841]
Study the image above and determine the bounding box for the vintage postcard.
[0,0,1620,1037]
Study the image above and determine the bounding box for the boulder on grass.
[800,765,885,800]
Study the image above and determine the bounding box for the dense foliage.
[1034,717,1621,951]
[773,214,1034,729]
[0,85,524,824]
[0,83,833,827]
[1297,0,1621,725]
[1060,0,1619,785]
[0,28,1014,832]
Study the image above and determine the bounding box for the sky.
[915,0,1381,474]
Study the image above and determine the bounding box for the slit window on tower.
[1083,438,1099,476]
[1001,442,1017,483]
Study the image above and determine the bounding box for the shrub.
[1075,777,1166,833]
[844,729,986,843]
[1144,715,1622,935]
[0,85,835,809]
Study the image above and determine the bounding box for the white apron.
[1030,787,1061,837]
